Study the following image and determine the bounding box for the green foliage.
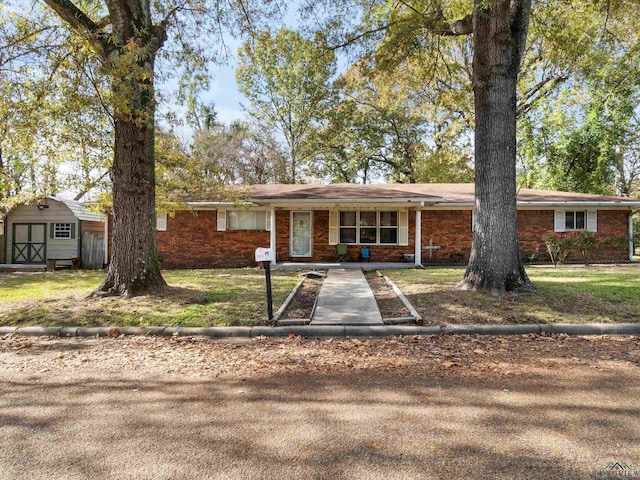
[542,231,574,266]
[237,28,337,183]
[572,231,599,265]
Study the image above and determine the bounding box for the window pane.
[255,211,266,230]
[575,211,585,230]
[228,211,265,230]
[360,227,377,244]
[339,228,356,244]
[359,211,376,226]
[380,228,398,244]
[565,211,575,230]
[380,211,398,227]
[340,211,356,226]
[54,223,72,239]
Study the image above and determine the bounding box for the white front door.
[291,211,312,257]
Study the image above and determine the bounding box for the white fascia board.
[425,201,640,210]
[186,201,259,210]
[516,201,640,208]
[258,196,442,204]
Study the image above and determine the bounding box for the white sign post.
[255,248,274,320]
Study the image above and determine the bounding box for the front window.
[565,211,586,230]
[53,223,73,239]
[338,211,398,245]
[227,210,267,230]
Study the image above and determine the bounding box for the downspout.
[629,212,635,262]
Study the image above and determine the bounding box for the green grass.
[386,265,640,325]
[0,269,301,327]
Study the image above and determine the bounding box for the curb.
[1,323,639,339]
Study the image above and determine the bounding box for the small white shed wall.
[5,200,78,263]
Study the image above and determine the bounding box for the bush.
[573,231,600,265]
[448,251,465,264]
[542,232,574,266]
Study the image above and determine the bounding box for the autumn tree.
[23,0,276,297]
[237,27,337,183]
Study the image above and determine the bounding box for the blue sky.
[204,51,248,126]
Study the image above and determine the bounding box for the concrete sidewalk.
[311,269,383,325]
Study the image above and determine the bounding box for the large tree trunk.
[93,56,166,298]
[461,0,535,295]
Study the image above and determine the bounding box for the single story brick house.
[137,184,639,269]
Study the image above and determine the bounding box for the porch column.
[270,208,277,264]
[630,212,635,261]
[415,209,422,266]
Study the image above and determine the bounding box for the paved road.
[0,335,639,479]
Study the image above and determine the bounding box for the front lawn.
[0,269,300,327]
[386,265,640,325]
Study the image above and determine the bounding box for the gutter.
[426,201,640,209]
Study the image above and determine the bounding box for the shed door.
[13,223,46,264]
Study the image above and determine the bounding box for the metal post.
[264,260,273,320]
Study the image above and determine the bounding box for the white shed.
[2,197,105,268]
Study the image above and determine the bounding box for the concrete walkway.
[311,269,383,325]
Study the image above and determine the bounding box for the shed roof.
[53,197,103,222]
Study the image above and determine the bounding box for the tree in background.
[517,1,640,197]
[0,7,112,211]
[237,28,337,183]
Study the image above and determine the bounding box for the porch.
[272,262,416,270]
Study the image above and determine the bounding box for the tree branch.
[42,0,113,59]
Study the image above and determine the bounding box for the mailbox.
[255,247,273,263]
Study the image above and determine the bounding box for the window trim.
[338,210,399,245]
[52,223,73,240]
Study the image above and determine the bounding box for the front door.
[12,223,46,264]
[291,211,312,257]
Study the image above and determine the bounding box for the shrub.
[573,231,600,265]
[448,251,465,264]
[542,231,574,266]
[525,244,541,264]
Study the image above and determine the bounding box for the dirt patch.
[364,271,411,319]
[280,277,323,319]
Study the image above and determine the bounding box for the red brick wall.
[421,210,472,264]
[517,210,629,263]
[421,209,630,265]
[157,211,269,268]
[106,208,630,268]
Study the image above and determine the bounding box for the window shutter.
[50,224,54,239]
[399,210,409,246]
[70,223,76,239]
[587,210,597,232]
[554,210,565,232]
[217,210,226,231]
[328,210,339,245]
[265,211,271,231]
[156,213,167,232]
